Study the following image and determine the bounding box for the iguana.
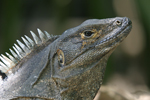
[0,17,132,100]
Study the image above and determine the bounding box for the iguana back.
[0,17,132,100]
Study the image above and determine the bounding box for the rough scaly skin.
[0,17,132,100]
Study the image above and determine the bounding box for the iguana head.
[52,17,132,99]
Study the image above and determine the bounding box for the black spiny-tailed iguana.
[0,17,132,100]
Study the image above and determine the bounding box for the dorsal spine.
[0,29,53,78]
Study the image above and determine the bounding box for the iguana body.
[0,17,132,100]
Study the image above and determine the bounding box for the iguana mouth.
[95,17,132,48]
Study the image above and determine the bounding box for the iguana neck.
[58,56,109,100]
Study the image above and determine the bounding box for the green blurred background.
[0,0,150,89]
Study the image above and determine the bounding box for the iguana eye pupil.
[84,31,94,37]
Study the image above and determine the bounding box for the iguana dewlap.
[0,17,132,100]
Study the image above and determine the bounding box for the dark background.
[0,0,150,89]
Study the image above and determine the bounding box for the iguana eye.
[84,31,94,37]
[80,30,96,39]
[57,49,65,65]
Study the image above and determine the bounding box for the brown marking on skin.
[80,33,85,39]
[91,30,102,43]
[91,29,98,38]
[81,41,87,50]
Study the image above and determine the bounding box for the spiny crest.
[0,29,53,77]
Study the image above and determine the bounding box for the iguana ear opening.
[57,49,65,66]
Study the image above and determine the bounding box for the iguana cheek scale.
[0,17,132,100]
